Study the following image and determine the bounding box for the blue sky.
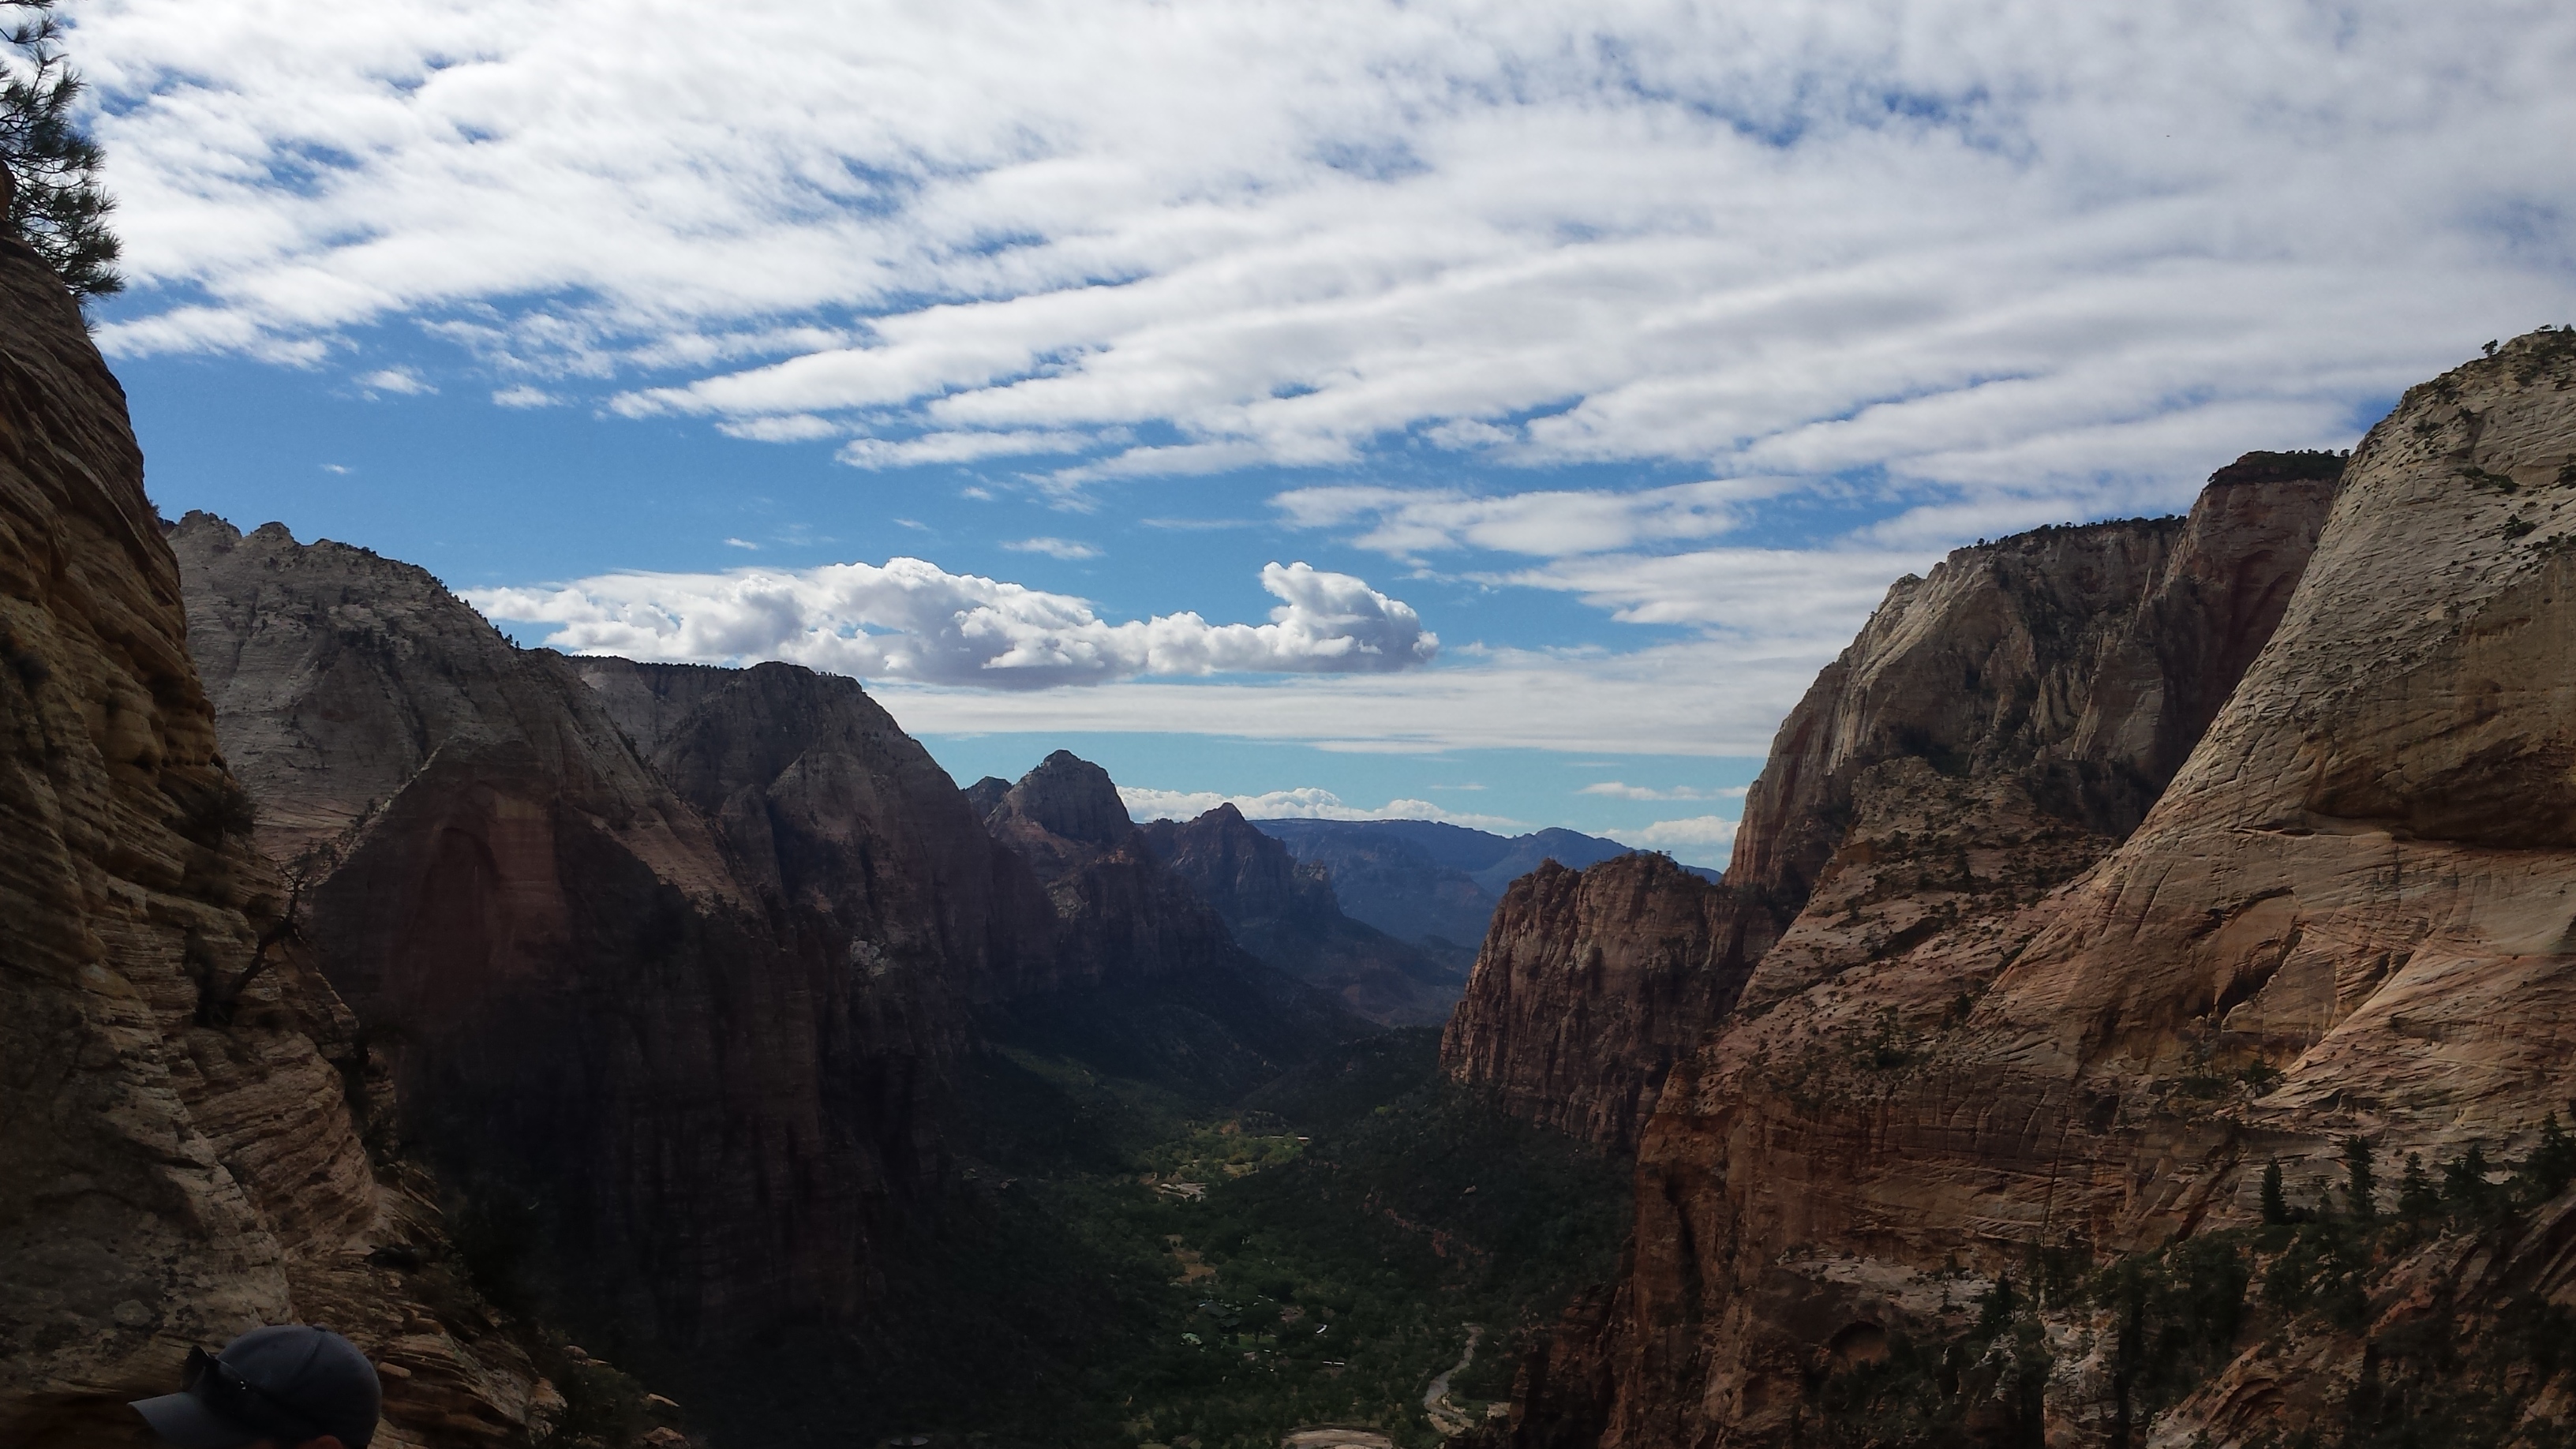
[73,0,2576,865]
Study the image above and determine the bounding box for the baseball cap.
[131,1324,384,1449]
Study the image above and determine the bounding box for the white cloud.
[723,537,759,550]
[1273,477,1783,559]
[1580,781,1748,801]
[717,414,840,442]
[1120,784,1521,832]
[867,635,1828,755]
[73,1,2576,518]
[1002,537,1102,560]
[492,384,561,408]
[356,366,435,396]
[1611,815,1741,848]
[1498,546,1938,642]
[468,558,1434,688]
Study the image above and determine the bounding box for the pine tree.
[2,0,121,302]
[2260,1159,2289,1225]
[2396,1152,2439,1221]
[2342,1135,2376,1221]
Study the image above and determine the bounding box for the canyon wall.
[0,241,557,1447]
[1142,803,1468,1025]
[1494,334,2576,1446]
[174,515,944,1352]
[1443,455,2340,1157]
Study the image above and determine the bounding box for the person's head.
[130,1324,383,1449]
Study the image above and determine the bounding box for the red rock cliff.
[0,243,557,1448]
[1443,457,2339,1156]
[170,516,975,1364]
[1510,335,2576,1447]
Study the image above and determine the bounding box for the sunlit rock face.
[0,242,554,1449]
[1497,334,2576,1447]
[1443,452,2340,1165]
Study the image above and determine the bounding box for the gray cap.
[131,1324,384,1448]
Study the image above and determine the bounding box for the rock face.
[970,755,1367,1093]
[0,242,552,1447]
[1494,335,2576,1446]
[1446,460,2339,1162]
[1140,803,1468,1025]
[1440,855,1766,1149]
[170,518,1054,1399]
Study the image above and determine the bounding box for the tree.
[2260,1160,2290,1226]
[2342,1136,2376,1221]
[2,0,121,302]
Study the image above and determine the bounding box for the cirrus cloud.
[69,0,2576,513]
[466,559,1436,688]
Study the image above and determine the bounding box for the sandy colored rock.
[1443,459,2337,1158]
[0,239,547,1447]
[1501,332,2576,1447]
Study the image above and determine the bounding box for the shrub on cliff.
[2,0,120,302]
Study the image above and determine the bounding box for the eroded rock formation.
[0,239,557,1448]
[1141,803,1467,1026]
[173,515,944,1356]
[970,754,1366,1095]
[1487,334,2576,1446]
[1446,456,2339,1159]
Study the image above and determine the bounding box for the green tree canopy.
[2,0,120,302]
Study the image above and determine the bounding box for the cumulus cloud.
[1002,537,1102,560]
[72,0,2576,516]
[467,559,1435,688]
[1119,785,1520,832]
[1579,782,1748,801]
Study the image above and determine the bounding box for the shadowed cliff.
[0,235,586,1449]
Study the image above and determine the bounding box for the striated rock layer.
[1444,455,2339,1158]
[0,242,556,1447]
[1496,335,2576,1447]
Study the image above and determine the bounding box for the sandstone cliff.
[1440,854,1766,1150]
[1499,335,2576,1447]
[0,242,559,1447]
[171,515,973,1384]
[1140,803,1468,1026]
[1445,459,2338,1160]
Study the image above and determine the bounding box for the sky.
[66,0,2576,866]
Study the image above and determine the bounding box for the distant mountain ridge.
[1245,818,1664,957]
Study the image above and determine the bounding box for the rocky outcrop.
[0,242,556,1447]
[1502,335,2576,1446]
[1440,855,1766,1149]
[171,516,968,1377]
[968,754,1368,1094]
[575,657,1056,1000]
[1442,457,2340,1160]
[1140,803,1467,1025]
[977,750,1248,985]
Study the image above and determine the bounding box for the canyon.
[1451,334,2576,1445]
[13,186,2576,1449]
